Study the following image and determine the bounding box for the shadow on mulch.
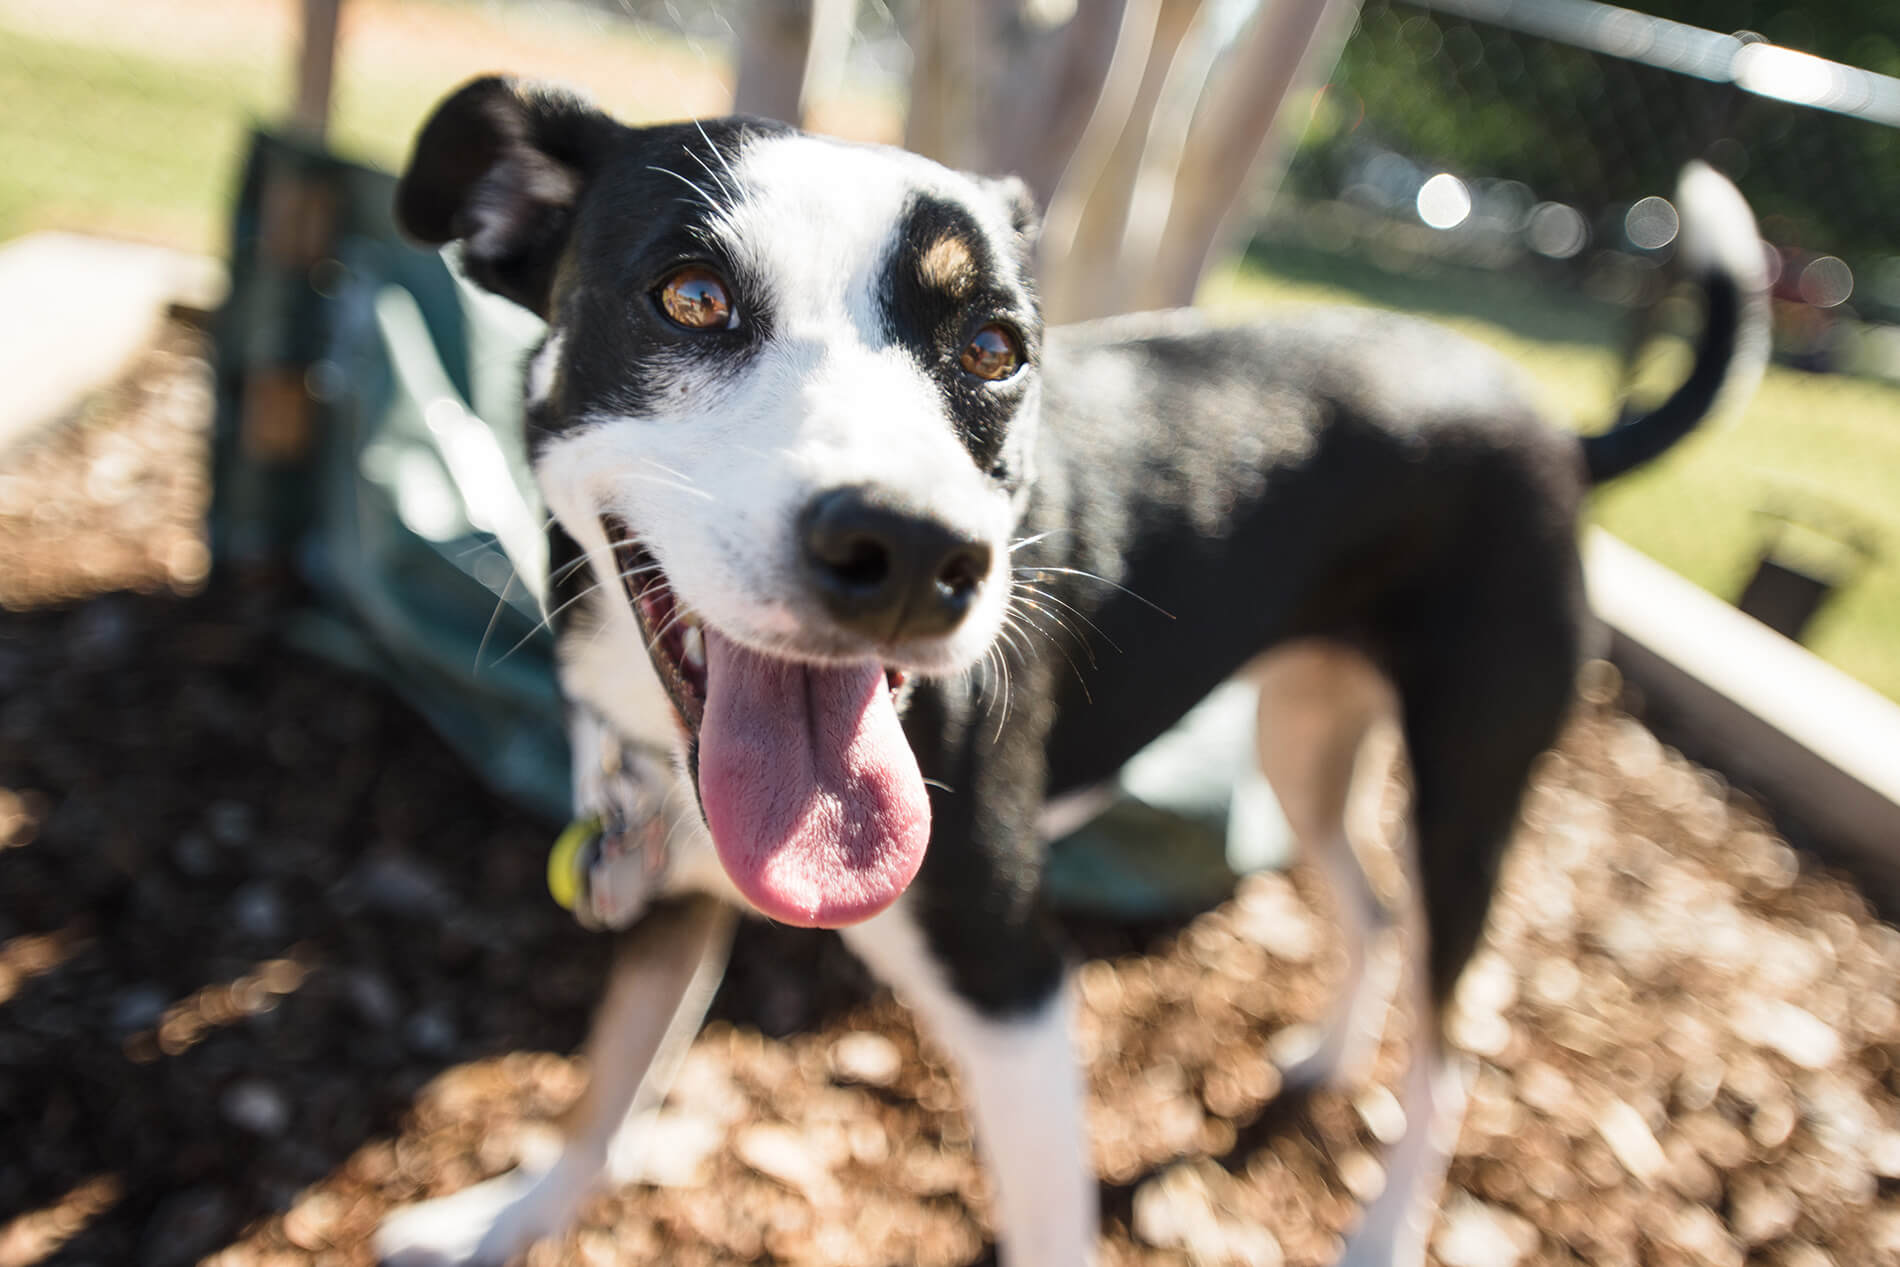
[0,582,921,1262]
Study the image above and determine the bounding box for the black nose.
[802,487,993,642]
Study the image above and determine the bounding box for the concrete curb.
[1586,527,1900,909]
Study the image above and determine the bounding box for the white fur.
[1673,161,1771,422]
[524,329,566,407]
[1336,967,1470,1267]
[1272,833,1402,1093]
[376,1165,560,1267]
[560,701,726,925]
[842,900,1098,1267]
[556,590,677,758]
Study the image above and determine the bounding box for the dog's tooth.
[682,624,705,671]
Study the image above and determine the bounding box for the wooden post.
[294,0,342,139]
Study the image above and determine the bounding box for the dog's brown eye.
[657,267,735,331]
[959,324,1021,381]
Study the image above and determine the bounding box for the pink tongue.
[696,629,931,927]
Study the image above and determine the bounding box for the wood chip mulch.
[3,325,1898,1267]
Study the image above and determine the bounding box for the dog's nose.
[802,487,992,642]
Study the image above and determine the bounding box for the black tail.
[1582,163,1768,486]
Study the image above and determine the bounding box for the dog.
[374,76,1767,1267]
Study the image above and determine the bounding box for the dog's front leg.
[376,897,734,1266]
[844,900,1095,1267]
[840,670,1095,1267]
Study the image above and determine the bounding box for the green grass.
[0,27,280,252]
[1207,244,1900,703]
[0,4,721,254]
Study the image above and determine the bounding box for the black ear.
[396,76,624,315]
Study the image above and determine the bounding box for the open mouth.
[602,515,931,928]
[606,520,909,739]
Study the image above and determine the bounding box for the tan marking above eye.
[959,324,1021,381]
[657,266,734,330]
[919,236,976,297]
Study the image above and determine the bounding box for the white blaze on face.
[710,134,1017,567]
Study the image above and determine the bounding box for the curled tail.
[1582,161,1770,485]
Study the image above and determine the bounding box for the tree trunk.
[903,0,1360,316]
[1040,0,1206,322]
[732,0,857,126]
[904,0,1129,208]
[1133,0,1359,310]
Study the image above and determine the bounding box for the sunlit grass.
[0,28,272,252]
[0,0,728,254]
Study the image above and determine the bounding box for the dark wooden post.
[294,0,343,140]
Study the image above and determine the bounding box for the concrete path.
[0,231,224,455]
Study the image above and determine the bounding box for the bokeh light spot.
[1417,173,1472,230]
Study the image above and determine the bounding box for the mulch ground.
[4,325,1900,1267]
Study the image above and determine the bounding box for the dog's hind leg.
[843,900,1097,1267]
[376,897,734,1267]
[1250,640,1403,1093]
[1333,945,1469,1267]
[1338,565,1578,1267]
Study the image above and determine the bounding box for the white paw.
[374,1168,557,1267]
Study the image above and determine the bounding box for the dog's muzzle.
[801,486,992,645]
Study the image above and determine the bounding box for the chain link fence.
[1264,0,1900,369]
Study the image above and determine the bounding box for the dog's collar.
[547,816,602,911]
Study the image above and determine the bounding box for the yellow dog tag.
[547,817,601,911]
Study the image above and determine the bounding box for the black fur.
[1582,271,1740,483]
[878,192,1041,480]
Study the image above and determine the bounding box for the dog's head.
[399,77,1043,928]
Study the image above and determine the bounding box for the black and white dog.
[376,77,1766,1267]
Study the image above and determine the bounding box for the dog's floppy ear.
[396,76,624,316]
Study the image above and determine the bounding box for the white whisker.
[696,117,744,194]
[1012,594,1097,667]
[493,578,605,665]
[1009,602,1093,699]
[641,457,701,487]
[1016,584,1119,656]
[683,131,737,203]
[474,565,519,673]
[629,470,717,501]
[645,163,721,214]
[1008,527,1068,554]
[1011,566,1174,618]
